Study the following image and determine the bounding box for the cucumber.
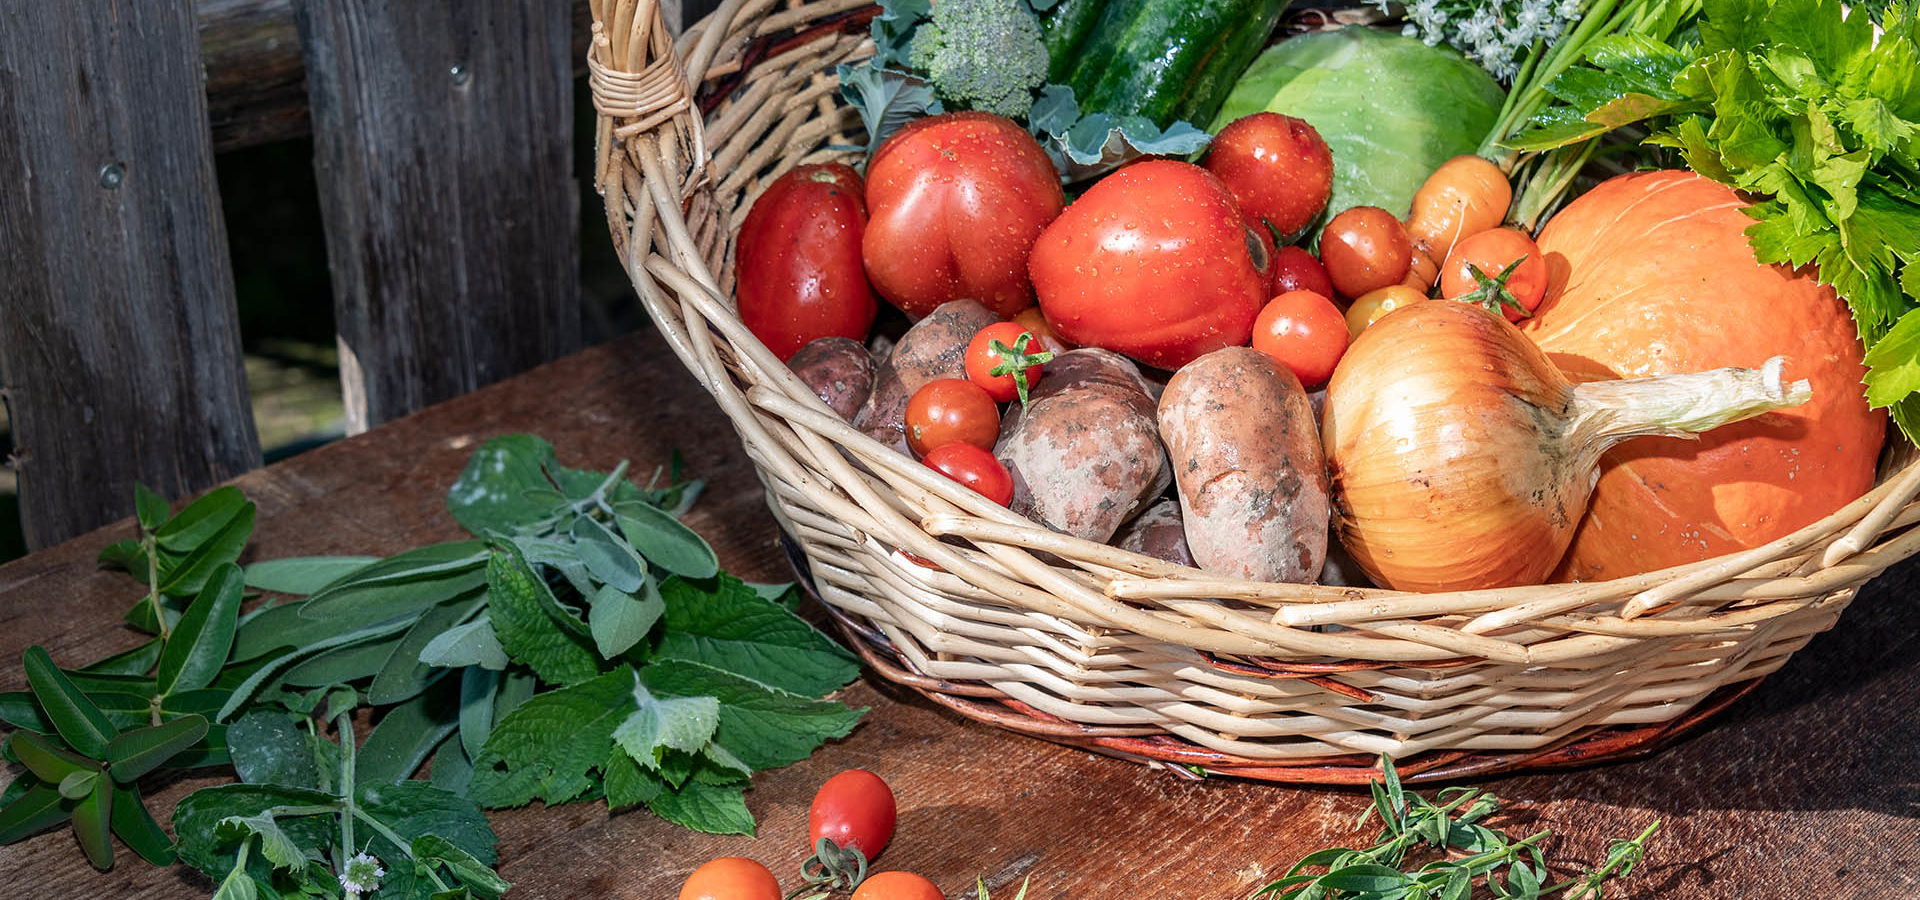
[1051,0,1292,128]
[1039,0,1105,83]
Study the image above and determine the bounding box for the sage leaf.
[368,593,486,705]
[72,771,114,869]
[234,573,460,662]
[242,556,378,596]
[571,516,646,592]
[159,501,256,596]
[282,635,405,688]
[356,780,498,869]
[612,501,718,579]
[419,616,509,671]
[134,483,171,533]
[228,710,318,790]
[106,714,210,782]
[431,736,475,796]
[158,563,246,696]
[109,784,175,866]
[219,618,417,721]
[23,645,119,757]
[589,580,664,659]
[458,667,501,761]
[356,678,460,785]
[0,780,69,845]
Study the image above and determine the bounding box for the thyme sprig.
[1256,757,1658,900]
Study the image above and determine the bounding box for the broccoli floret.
[908,0,1049,120]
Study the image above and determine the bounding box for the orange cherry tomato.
[1252,290,1350,388]
[852,871,945,900]
[1321,206,1413,299]
[904,379,1000,457]
[1440,227,1548,322]
[964,321,1054,404]
[1011,306,1074,355]
[922,443,1014,506]
[1345,285,1427,339]
[679,857,780,900]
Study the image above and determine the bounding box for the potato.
[996,349,1169,542]
[1113,498,1195,567]
[1158,346,1330,583]
[788,337,876,421]
[853,299,999,454]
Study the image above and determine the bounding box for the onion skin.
[1323,300,1810,592]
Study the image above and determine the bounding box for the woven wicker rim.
[586,0,1920,779]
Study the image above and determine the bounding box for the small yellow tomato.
[1345,285,1428,338]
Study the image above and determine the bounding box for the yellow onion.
[1321,300,1811,592]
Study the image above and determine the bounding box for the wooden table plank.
[3,328,1916,898]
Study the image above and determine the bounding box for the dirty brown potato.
[788,337,876,421]
[996,349,1170,543]
[1158,346,1330,583]
[1113,498,1196,567]
[853,298,999,454]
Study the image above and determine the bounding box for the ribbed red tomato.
[735,164,877,360]
[1029,160,1272,370]
[863,112,1065,319]
[1204,112,1334,240]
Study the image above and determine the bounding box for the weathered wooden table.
[4,330,1917,898]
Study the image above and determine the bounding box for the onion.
[1322,300,1812,592]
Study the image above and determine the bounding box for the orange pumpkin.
[1522,170,1885,582]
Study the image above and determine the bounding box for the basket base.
[780,533,1767,785]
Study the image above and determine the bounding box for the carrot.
[1402,155,1511,292]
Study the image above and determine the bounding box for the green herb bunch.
[1256,758,1657,900]
[0,434,866,898]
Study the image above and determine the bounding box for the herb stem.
[144,533,170,642]
[336,710,357,861]
[351,807,452,893]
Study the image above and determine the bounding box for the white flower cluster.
[340,851,386,897]
[1377,0,1583,80]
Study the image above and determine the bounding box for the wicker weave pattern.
[588,0,1920,778]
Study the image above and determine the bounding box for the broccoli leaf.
[837,64,943,153]
[1029,86,1211,181]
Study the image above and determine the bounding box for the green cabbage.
[1212,27,1506,222]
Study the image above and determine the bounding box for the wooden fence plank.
[0,0,262,550]
[295,0,583,432]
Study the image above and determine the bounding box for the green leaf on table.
[589,580,663,659]
[57,771,99,801]
[486,543,600,685]
[571,515,647,593]
[368,593,486,705]
[282,633,407,688]
[639,660,864,771]
[357,780,498,866]
[209,867,260,900]
[458,667,501,761]
[7,730,95,783]
[97,539,147,573]
[512,536,597,597]
[23,645,119,758]
[109,784,175,866]
[158,501,256,597]
[447,434,575,535]
[303,541,490,597]
[172,783,339,878]
[612,682,719,772]
[71,769,113,869]
[227,710,318,789]
[412,834,513,899]
[467,668,637,807]
[611,501,718,579]
[154,486,248,552]
[420,615,509,671]
[219,618,419,721]
[431,736,476,796]
[644,776,755,836]
[602,748,664,809]
[242,557,379,596]
[657,575,859,698]
[79,638,162,676]
[158,563,246,696]
[0,780,69,845]
[134,483,171,533]
[216,812,312,870]
[0,694,52,733]
[357,677,460,785]
[106,714,210,782]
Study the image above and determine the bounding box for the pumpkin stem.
[1565,356,1811,455]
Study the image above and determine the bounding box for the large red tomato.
[863,112,1065,319]
[735,163,877,361]
[1029,160,1271,370]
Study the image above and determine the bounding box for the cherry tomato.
[679,857,780,900]
[1011,306,1075,355]
[852,871,945,900]
[736,164,878,361]
[1204,113,1335,240]
[810,769,898,862]
[964,322,1054,404]
[864,112,1065,319]
[1271,245,1335,301]
[923,443,1015,506]
[1439,227,1548,322]
[1345,285,1427,338]
[904,379,1000,457]
[1252,291,1350,388]
[1321,206,1413,299]
[1030,160,1271,370]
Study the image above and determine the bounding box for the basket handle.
[586,0,738,141]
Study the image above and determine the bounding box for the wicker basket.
[585,0,1920,783]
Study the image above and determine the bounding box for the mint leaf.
[468,669,637,807]
[602,748,664,809]
[612,683,719,771]
[172,784,338,880]
[657,575,859,697]
[215,812,311,870]
[412,834,512,899]
[357,780,498,866]
[227,711,318,789]
[448,435,571,535]
[644,777,755,836]
[485,543,601,686]
[640,660,864,771]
